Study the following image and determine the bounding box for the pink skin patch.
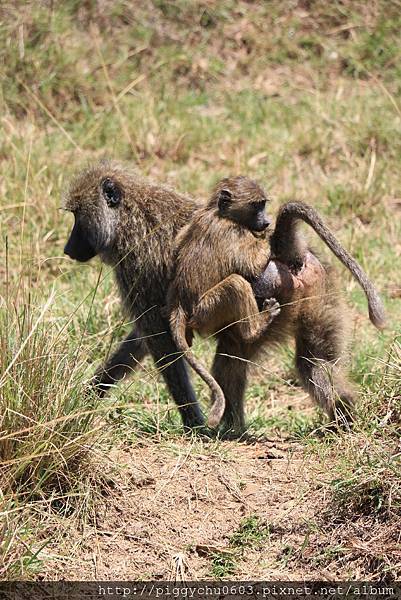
[292,251,326,289]
[255,251,326,301]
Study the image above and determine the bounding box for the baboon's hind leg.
[190,274,279,342]
[295,302,356,423]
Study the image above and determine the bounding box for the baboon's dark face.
[64,176,123,263]
[218,188,271,232]
[64,214,99,262]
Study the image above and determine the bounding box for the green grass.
[326,339,401,519]
[210,551,238,578]
[230,515,270,549]
[0,0,400,579]
[210,515,270,577]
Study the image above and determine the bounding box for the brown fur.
[249,200,385,425]
[167,177,280,427]
[64,160,205,429]
[63,163,384,435]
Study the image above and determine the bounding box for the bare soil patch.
[44,431,324,580]
[41,378,401,581]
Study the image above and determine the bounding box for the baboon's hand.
[262,297,281,320]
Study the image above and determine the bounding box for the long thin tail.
[270,201,386,329]
[169,302,226,427]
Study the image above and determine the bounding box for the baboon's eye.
[252,201,266,210]
[102,178,122,207]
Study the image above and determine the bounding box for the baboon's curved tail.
[270,201,386,329]
[169,302,226,427]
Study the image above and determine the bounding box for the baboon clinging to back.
[168,177,281,427]
[167,176,385,428]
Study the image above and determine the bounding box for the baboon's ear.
[218,189,232,211]
[102,178,123,207]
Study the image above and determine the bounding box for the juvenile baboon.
[63,160,205,429]
[168,177,385,429]
[168,177,281,427]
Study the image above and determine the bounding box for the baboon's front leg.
[92,325,148,395]
[141,312,205,429]
[190,274,280,342]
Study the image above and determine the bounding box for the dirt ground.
[45,439,315,580]
[39,377,400,582]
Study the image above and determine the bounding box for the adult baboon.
[167,176,384,430]
[63,160,205,429]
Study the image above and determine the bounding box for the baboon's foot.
[262,297,281,320]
